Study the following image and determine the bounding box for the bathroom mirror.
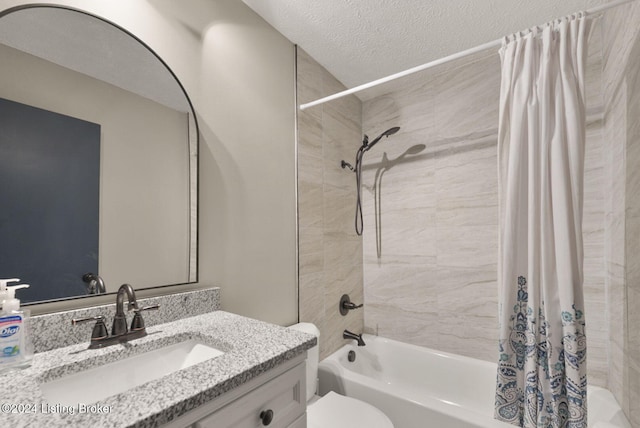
[0,5,198,304]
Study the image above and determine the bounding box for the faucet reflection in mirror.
[72,284,159,349]
[82,273,106,295]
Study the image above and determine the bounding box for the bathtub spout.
[343,330,366,346]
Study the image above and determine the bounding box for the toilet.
[288,323,394,428]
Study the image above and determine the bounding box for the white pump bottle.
[0,282,33,371]
[2,283,29,312]
[0,278,20,310]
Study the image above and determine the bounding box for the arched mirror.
[0,5,198,304]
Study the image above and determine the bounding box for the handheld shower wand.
[363,127,400,151]
[341,127,400,235]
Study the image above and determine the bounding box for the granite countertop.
[0,311,316,428]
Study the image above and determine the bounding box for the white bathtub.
[318,335,631,428]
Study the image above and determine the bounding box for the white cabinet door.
[194,362,305,428]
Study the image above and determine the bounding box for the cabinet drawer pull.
[260,409,274,425]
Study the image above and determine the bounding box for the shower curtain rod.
[298,0,638,111]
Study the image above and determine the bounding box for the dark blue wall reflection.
[0,97,100,303]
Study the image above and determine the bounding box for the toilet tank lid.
[287,322,320,338]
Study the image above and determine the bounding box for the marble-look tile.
[298,145,324,184]
[299,226,324,276]
[323,312,356,360]
[628,286,640,362]
[584,287,606,323]
[585,20,603,114]
[602,2,640,107]
[323,99,361,144]
[298,178,324,229]
[299,225,323,255]
[296,48,323,117]
[299,271,325,328]
[362,162,436,217]
[363,221,437,265]
[583,120,604,203]
[323,266,364,359]
[626,213,640,292]
[364,263,439,314]
[432,55,501,141]
[297,47,364,359]
[363,95,405,136]
[438,312,499,363]
[360,167,436,265]
[323,103,361,147]
[586,357,608,388]
[323,138,358,191]
[581,88,607,387]
[582,204,604,240]
[364,302,439,349]
[324,262,363,307]
[605,78,627,366]
[363,91,436,161]
[323,74,362,127]
[358,48,489,103]
[323,231,362,269]
[323,184,357,235]
[626,25,640,423]
[608,270,627,350]
[436,266,498,319]
[584,288,608,387]
[626,57,640,219]
[606,92,627,268]
[630,363,640,428]
[436,225,498,269]
[297,110,323,160]
[607,340,627,410]
[435,138,499,227]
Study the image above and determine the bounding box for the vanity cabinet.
[164,354,307,428]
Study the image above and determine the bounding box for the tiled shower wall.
[295,10,639,421]
[602,1,640,424]
[361,23,609,385]
[296,48,364,359]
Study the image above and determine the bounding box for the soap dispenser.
[0,278,20,310]
[0,283,33,371]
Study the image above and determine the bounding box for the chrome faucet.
[343,329,366,346]
[72,283,159,349]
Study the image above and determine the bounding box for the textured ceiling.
[242,0,606,99]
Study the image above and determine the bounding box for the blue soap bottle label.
[0,314,23,361]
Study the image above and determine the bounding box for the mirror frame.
[0,3,200,306]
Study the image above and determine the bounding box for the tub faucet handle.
[340,294,363,316]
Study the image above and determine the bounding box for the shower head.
[363,126,400,152]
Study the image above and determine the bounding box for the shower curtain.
[494,13,590,428]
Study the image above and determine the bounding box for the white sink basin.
[40,339,224,406]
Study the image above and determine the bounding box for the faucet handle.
[72,315,104,324]
[134,304,160,313]
[72,315,108,341]
[130,304,160,331]
[339,294,363,316]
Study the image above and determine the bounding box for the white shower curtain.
[494,13,590,428]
